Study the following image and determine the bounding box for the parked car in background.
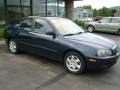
[93,16,102,21]
[80,18,93,22]
[85,17,120,35]
[4,17,120,74]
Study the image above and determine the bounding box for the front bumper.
[86,52,120,69]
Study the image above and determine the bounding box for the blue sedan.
[4,17,120,74]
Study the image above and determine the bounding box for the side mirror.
[46,32,56,39]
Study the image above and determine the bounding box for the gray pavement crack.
[35,71,68,90]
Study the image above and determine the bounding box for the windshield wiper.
[64,32,84,36]
[64,34,75,36]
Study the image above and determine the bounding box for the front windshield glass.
[50,19,84,36]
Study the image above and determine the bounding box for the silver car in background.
[85,17,120,35]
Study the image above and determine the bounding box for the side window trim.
[100,18,110,23]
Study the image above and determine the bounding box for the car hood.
[64,33,116,49]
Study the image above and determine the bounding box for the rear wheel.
[9,39,19,54]
[87,25,95,32]
[64,52,86,74]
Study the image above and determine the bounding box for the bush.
[74,20,85,27]
[0,27,4,39]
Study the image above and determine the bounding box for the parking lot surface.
[0,33,120,90]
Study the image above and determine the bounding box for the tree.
[93,7,116,17]
[111,9,117,16]
[93,9,98,17]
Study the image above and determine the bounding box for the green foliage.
[0,27,4,39]
[93,7,117,17]
[93,9,99,17]
[0,15,5,20]
[74,20,85,27]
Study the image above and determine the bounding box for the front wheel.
[87,25,95,32]
[64,52,86,74]
[9,39,19,54]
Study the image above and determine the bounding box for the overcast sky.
[74,0,120,9]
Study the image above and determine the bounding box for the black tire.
[8,39,19,54]
[87,25,95,32]
[64,52,86,74]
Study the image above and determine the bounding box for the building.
[0,0,5,20]
[73,7,93,20]
[0,0,5,26]
[3,0,82,24]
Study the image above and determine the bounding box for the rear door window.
[111,18,120,23]
[20,18,33,31]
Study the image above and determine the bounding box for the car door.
[29,19,61,60]
[95,18,110,31]
[106,18,120,32]
[15,18,34,52]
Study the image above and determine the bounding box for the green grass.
[0,27,4,39]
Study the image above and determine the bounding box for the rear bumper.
[86,52,120,69]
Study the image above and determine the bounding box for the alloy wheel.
[9,40,17,53]
[66,55,81,72]
[88,26,94,32]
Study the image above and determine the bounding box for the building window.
[21,0,31,17]
[0,0,5,21]
[47,0,58,16]
[7,7,21,23]
[58,0,65,17]
[5,0,66,24]
[6,0,31,24]
[83,13,87,18]
[7,0,20,6]
[33,0,65,17]
[33,0,46,16]
[21,0,30,6]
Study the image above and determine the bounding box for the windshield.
[50,19,84,36]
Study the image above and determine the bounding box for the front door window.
[34,19,53,35]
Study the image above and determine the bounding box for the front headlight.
[97,49,112,57]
